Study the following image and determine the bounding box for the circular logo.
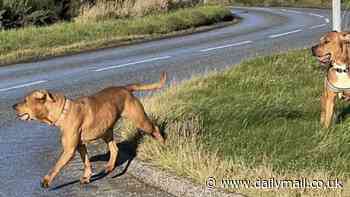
[206,177,216,190]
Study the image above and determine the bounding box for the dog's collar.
[332,63,349,73]
[53,98,71,126]
[325,77,350,93]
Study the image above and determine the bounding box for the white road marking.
[325,18,330,23]
[269,29,302,39]
[309,13,324,18]
[0,80,47,92]
[310,24,327,29]
[94,56,172,72]
[200,40,253,52]
[283,9,302,14]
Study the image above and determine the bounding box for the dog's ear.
[33,90,46,100]
[46,91,55,102]
[33,90,55,102]
[341,33,350,43]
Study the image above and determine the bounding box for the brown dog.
[13,72,166,188]
[312,31,350,128]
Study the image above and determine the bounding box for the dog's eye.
[324,40,330,44]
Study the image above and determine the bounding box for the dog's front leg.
[77,143,92,184]
[41,131,79,188]
[322,86,337,128]
[320,91,327,125]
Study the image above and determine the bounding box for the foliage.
[0,0,80,29]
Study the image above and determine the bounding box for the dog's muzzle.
[318,54,331,64]
[16,113,30,121]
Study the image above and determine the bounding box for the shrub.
[0,0,81,29]
[0,0,59,29]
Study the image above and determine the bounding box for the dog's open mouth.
[317,53,331,64]
[17,113,30,121]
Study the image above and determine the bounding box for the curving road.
[0,7,332,197]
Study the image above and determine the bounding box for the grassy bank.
[0,5,234,65]
[121,49,350,197]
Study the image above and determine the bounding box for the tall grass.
[120,49,350,196]
[76,0,172,22]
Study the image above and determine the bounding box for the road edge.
[125,157,247,197]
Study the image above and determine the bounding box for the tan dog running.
[13,72,167,188]
[312,31,350,128]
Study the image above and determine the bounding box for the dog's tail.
[125,72,167,92]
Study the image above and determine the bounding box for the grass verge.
[121,49,350,197]
[0,5,234,66]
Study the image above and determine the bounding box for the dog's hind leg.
[102,129,118,173]
[77,143,92,184]
[124,99,165,144]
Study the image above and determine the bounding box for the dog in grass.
[312,31,350,128]
[13,72,166,188]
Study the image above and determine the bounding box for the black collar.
[334,68,349,73]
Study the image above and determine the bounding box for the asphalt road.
[0,7,332,197]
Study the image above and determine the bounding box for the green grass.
[0,5,233,65]
[123,49,350,196]
[161,49,350,174]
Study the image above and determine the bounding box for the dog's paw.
[80,176,90,184]
[41,176,51,188]
[104,164,115,173]
[152,132,165,144]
